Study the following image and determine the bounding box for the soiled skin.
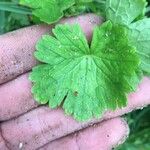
[0,14,150,150]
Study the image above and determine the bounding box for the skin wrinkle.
[0,125,10,150]
[38,122,101,149]
[37,132,82,150]
[36,111,61,144]
[74,133,81,150]
[36,124,90,150]
[0,105,40,123]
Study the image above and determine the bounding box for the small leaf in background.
[105,0,147,25]
[20,0,75,24]
[128,18,150,75]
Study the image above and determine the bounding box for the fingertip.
[39,117,129,150]
[128,77,150,108]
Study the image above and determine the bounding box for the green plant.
[28,0,150,121]
[0,0,32,34]
[30,22,140,121]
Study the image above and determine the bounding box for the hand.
[0,14,150,150]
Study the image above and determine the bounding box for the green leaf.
[105,0,147,25]
[30,22,140,121]
[20,0,75,24]
[128,18,150,75]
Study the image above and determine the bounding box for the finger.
[0,72,150,121]
[0,73,38,121]
[0,117,128,150]
[39,118,129,150]
[0,14,102,85]
[0,25,50,85]
[0,77,150,150]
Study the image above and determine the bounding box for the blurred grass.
[116,107,150,150]
[0,0,32,34]
[0,0,150,149]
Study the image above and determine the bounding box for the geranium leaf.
[30,22,140,121]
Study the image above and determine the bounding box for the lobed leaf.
[30,23,141,121]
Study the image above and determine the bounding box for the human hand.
[0,14,150,150]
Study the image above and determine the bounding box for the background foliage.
[0,0,150,149]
